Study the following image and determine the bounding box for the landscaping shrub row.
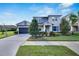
[35,32,76,37]
[38,32,61,37]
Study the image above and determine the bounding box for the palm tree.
[69,13,78,34]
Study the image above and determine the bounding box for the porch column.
[17,26,19,34]
[50,24,52,32]
[43,24,45,32]
[70,21,73,32]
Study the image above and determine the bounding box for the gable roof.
[16,20,30,26]
[33,17,48,24]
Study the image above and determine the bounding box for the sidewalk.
[23,41,79,55]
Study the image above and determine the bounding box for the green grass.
[44,35,79,41]
[28,34,79,41]
[0,31,15,39]
[16,46,78,56]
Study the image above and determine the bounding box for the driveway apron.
[0,34,31,56]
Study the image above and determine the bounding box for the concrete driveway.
[0,34,31,56]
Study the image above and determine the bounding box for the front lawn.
[0,31,15,39]
[27,34,79,41]
[45,35,79,41]
[16,46,78,56]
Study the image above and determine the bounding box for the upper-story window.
[55,18,57,21]
[52,17,57,21]
[52,19,54,21]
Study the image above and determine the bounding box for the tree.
[69,13,78,34]
[29,18,39,37]
[0,25,4,34]
[60,18,70,35]
[77,11,79,31]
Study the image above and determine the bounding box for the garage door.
[19,28,28,34]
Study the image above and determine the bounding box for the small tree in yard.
[29,18,39,37]
[60,18,70,35]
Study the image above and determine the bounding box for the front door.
[45,25,50,32]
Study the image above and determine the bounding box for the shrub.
[49,32,54,36]
[65,33,71,36]
[54,32,61,36]
[14,31,18,34]
[74,32,79,36]
[37,32,61,37]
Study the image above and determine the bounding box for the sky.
[0,3,79,25]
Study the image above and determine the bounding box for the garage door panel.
[19,28,28,34]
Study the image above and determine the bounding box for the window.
[52,19,54,21]
[52,26,58,31]
[39,28,41,31]
[52,17,55,21]
[55,18,57,21]
[52,17,57,21]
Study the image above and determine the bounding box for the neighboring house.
[16,20,30,34]
[73,20,79,32]
[33,15,62,32]
[0,25,17,31]
[64,14,79,32]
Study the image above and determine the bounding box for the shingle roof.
[16,20,30,26]
[48,15,62,17]
[33,15,61,24]
[34,17,48,24]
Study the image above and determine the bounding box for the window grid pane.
[52,26,58,31]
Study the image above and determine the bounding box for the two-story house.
[34,15,62,32]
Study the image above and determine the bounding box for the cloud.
[33,6,56,16]
[0,12,16,19]
[58,3,73,16]
[61,8,72,16]
[0,12,24,25]
[37,7,53,16]
[3,12,14,16]
[59,3,74,9]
